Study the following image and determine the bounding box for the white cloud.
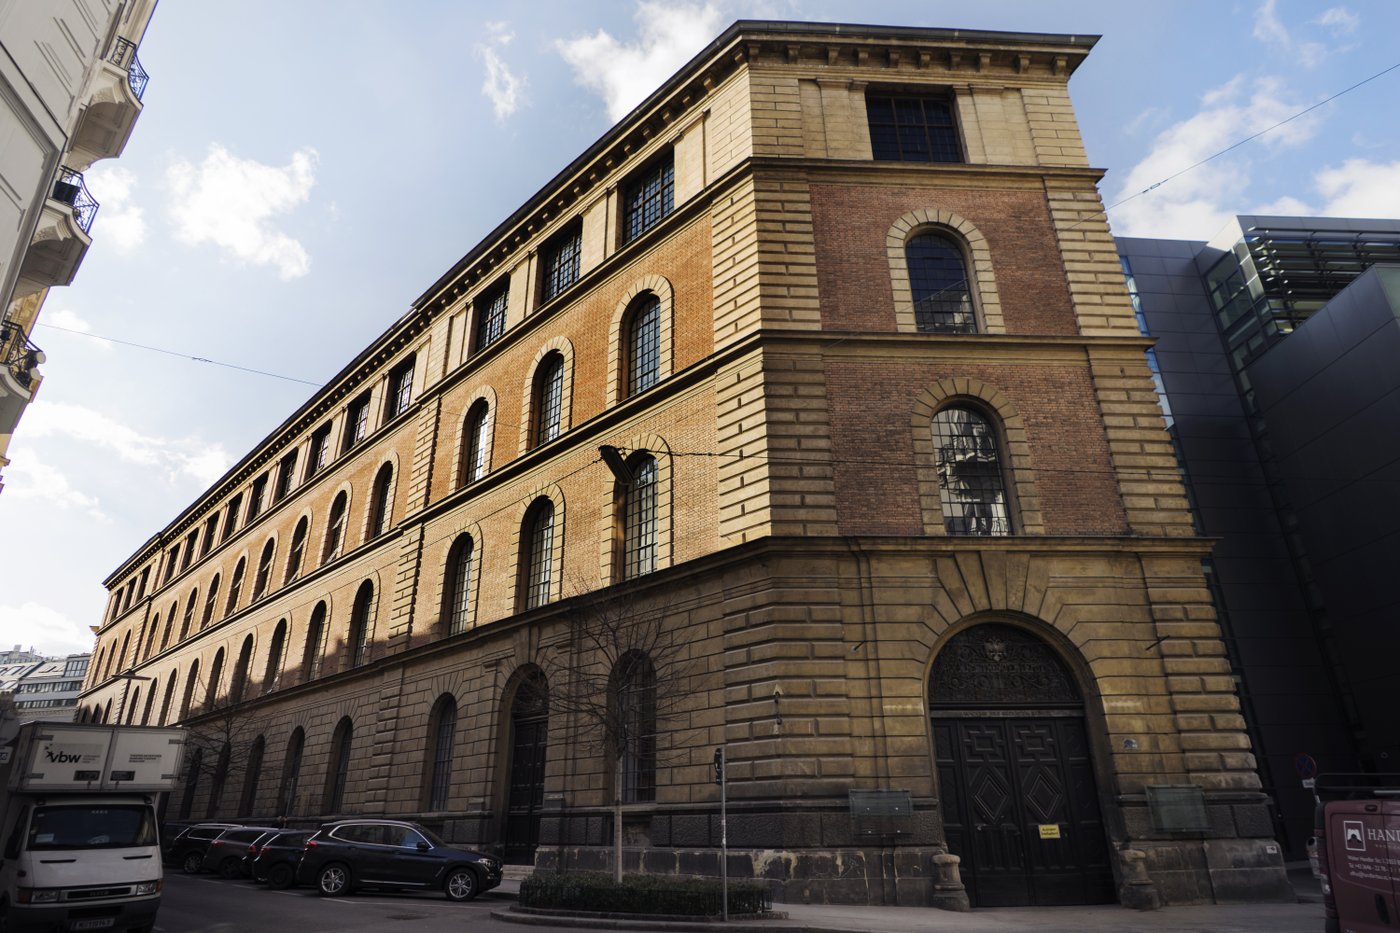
[1108,75,1320,239]
[84,164,146,252]
[1316,7,1360,35]
[44,307,112,351]
[1311,159,1400,218]
[4,446,107,520]
[557,1,725,122]
[479,22,525,119]
[1252,0,1289,47]
[20,400,231,486]
[0,602,96,657]
[166,145,317,279]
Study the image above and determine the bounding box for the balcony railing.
[0,321,45,391]
[52,167,100,234]
[107,37,149,100]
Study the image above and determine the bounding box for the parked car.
[164,822,242,874]
[201,826,281,878]
[250,830,313,889]
[295,819,501,901]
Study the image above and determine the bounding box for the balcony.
[13,168,97,300]
[0,321,45,435]
[66,38,149,170]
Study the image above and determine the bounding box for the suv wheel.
[267,863,295,890]
[317,863,350,897]
[219,858,242,879]
[444,867,478,902]
[181,851,203,874]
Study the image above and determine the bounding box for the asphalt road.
[156,871,527,933]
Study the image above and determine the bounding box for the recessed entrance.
[502,671,549,865]
[929,624,1114,907]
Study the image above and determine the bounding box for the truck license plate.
[71,920,115,930]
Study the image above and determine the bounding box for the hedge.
[519,872,771,916]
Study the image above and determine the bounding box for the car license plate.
[71,920,115,930]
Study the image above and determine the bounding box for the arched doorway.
[929,623,1113,907]
[502,670,549,865]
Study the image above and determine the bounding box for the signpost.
[714,746,727,921]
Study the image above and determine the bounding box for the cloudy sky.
[3,0,1399,657]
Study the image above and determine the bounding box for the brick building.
[78,21,1289,908]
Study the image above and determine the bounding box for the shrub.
[519,872,771,916]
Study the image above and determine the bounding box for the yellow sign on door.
[1038,824,1061,839]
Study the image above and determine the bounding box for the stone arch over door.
[928,621,1114,908]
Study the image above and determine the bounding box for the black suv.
[164,822,242,874]
[250,830,313,888]
[201,826,281,877]
[296,819,501,901]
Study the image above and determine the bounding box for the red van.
[1314,775,1400,933]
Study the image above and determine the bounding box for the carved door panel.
[503,716,547,864]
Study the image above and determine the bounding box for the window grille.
[324,493,347,562]
[906,233,976,333]
[628,296,661,396]
[222,495,242,542]
[542,229,581,302]
[225,559,245,614]
[523,502,554,609]
[535,355,564,446]
[344,395,371,452]
[252,540,274,600]
[444,536,473,635]
[932,407,1011,535]
[279,730,304,816]
[622,455,657,579]
[304,603,328,680]
[463,404,491,484]
[327,722,352,812]
[247,474,267,522]
[623,158,674,244]
[264,621,286,690]
[180,590,198,641]
[239,738,264,817]
[866,93,962,163]
[306,425,331,478]
[285,520,307,583]
[618,653,656,803]
[201,576,221,629]
[350,583,373,666]
[274,452,298,502]
[387,359,415,419]
[369,465,393,537]
[476,287,508,350]
[428,698,456,810]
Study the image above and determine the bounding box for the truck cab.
[0,723,185,933]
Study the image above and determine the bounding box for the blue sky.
[3,0,1399,656]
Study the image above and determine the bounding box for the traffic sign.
[1294,752,1318,780]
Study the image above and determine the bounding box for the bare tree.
[544,581,701,882]
[179,676,263,820]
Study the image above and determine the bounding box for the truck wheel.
[444,868,478,902]
[316,863,350,897]
[181,851,204,874]
[267,863,295,890]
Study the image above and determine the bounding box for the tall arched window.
[442,535,474,635]
[225,559,246,615]
[325,717,353,813]
[206,743,230,818]
[160,601,177,652]
[284,518,308,584]
[368,464,393,538]
[179,747,202,819]
[621,453,657,580]
[323,493,348,563]
[239,735,265,818]
[278,728,304,817]
[348,582,374,667]
[125,686,140,724]
[263,619,287,692]
[204,648,225,711]
[228,635,254,704]
[252,539,275,600]
[520,499,555,610]
[906,232,975,333]
[140,680,157,725]
[533,353,565,446]
[115,631,131,673]
[141,612,160,661]
[424,694,457,811]
[158,672,177,726]
[615,651,656,803]
[200,575,222,629]
[303,602,328,680]
[461,402,491,485]
[932,406,1011,535]
[179,589,198,641]
[178,659,200,720]
[626,294,661,397]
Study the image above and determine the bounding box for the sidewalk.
[491,866,1325,933]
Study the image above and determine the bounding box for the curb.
[490,907,859,933]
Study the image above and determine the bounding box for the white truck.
[0,722,185,933]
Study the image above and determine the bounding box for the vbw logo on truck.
[45,748,84,764]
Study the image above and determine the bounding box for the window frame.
[442,535,474,635]
[533,353,565,447]
[384,357,416,421]
[865,89,964,164]
[622,154,675,245]
[461,401,491,486]
[520,499,556,611]
[540,225,582,304]
[620,453,658,580]
[474,284,509,353]
[343,393,371,453]
[626,294,661,398]
[305,424,332,480]
[930,404,1014,536]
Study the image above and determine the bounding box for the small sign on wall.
[1038,824,1061,839]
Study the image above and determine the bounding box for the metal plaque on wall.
[1145,784,1210,833]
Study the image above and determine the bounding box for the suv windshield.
[29,805,156,851]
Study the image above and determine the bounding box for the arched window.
[620,453,657,580]
[442,535,474,635]
[239,735,265,818]
[229,634,254,704]
[225,558,246,615]
[615,651,656,803]
[520,499,555,610]
[178,659,200,720]
[140,680,157,725]
[932,406,1011,535]
[303,602,328,680]
[368,464,394,538]
[252,539,275,600]
[115,631,131,673]
[325,717,353,813]
[278,728,304,817]
[906,232,975,333]
[461,402,491,486]
[206,743,230,818]
[348,582,374,666]
[533,353,565,447]
[284,518,308,584]
[264,620,287,692]
[125,686,140,724]
[179,589,198,641]
[204,648,225,711]
[626,295,661,397]
[158,672,177,725]
[179,747,202,819]
[323,492,348,563]
[200,575,221,629]
[160,601,177,652]
[424,695,457,811]
[142,611,161,661]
